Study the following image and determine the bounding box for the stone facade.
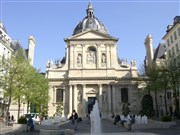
[46,3,140,118]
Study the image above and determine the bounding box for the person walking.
[71,110,78,130]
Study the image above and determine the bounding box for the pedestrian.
[27,116,35,132]
[71,110,78,130]
[11,115,14,122]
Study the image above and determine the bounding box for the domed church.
[46,2,140,118]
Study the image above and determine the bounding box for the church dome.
[73,2,108,35]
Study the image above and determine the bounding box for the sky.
[0,0,179,72]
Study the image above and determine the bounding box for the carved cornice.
[48,76,139,81]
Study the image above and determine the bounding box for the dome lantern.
[73,2,108,35]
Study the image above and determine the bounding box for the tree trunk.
[27,100,29,113]
[17,97,21,120]
[154,90,159,117]
[164,87,168,115]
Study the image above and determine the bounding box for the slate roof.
[153,42,167,61]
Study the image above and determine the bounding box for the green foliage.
[141,95,154,117]
[18,116,27,124]
[0,48,50,119]
[161,115,172,122]
[56,102,64,116]
[122,103,130,115]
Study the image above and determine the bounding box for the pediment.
[86,89,97,94]
[66,30,118,41]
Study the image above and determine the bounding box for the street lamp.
[159,95,163,116]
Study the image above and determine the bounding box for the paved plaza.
[0,119,180,135]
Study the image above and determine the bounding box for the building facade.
[0,21,36,120]
[144,16,180,116]
[46,3,140,118]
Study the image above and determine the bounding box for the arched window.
[87,46,96,64]
[121,88,128,103]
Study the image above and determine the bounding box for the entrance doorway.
[88,97,96,114]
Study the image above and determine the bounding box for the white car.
[25,113,40,124]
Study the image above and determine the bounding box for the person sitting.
[113,114,120,125]
[27,116,35,132]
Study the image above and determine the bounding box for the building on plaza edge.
[0,21,35,120]
[46,2,140,118]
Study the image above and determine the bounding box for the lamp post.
[159,95,163,116]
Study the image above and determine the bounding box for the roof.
[73,2,108,35]
[11,40,28,59]
[163,16,180,39]
[153,42,167,61]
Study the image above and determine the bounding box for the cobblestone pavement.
[0,119,180,135]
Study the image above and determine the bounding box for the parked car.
[24,113,40,124]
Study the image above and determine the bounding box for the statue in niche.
[88,51,96,64]
[77,54,82,64]
[102,92,107,102]
[101,54,106,63]
[78,92,82,103]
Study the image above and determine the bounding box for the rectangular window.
[170,35,173,43]
[56,89,63,102]
[167,92,171,99]
[174,31,177,40]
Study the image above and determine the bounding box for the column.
[69,85,73,116]
[82,84,86,116]
[63,88,66,116]
[97,44,100,68]
[53,86,55,104]
[99,84,103,112]
[106,44,110,68]
[74,84,78,111]
[82,44,85,68]
[112,85,116,113]
[108,85,111,113]
[73,44,76,68]
[70,45,74,69]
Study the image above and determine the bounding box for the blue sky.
[0,0,179,72]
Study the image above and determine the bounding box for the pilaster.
[82,84,86,116]
[69,85,73,116]
[99,84,102,112]
[112,85,116,113]
[74,84,78,111]
[108,85,111,113]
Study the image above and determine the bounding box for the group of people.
[112,113,135,130]
[8,115,14,126]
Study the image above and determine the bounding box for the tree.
[166,63,180,117]
[141,95,154,117]
[56,101,64,116]
[0,48,49,121]
[122,103,130,115]
[146,65,163,117]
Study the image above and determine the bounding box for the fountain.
[90,100,101,135]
